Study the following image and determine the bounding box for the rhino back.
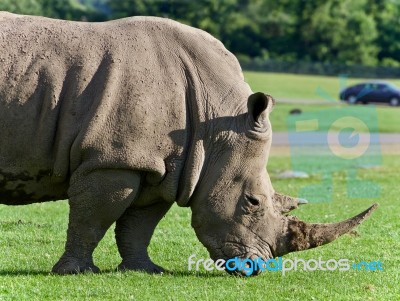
[0,14,249,205]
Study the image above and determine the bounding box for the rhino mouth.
[215,242,272,276]
[224,254,263,276]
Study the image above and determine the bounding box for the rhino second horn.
[273,192,308,214]
[297,198,308,205]
[276,204,378,255]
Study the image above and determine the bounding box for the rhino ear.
[247,92,273,133]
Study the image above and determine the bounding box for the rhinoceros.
[0,12,376,275]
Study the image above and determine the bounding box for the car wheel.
[389,97,399,106]
[346,95,357,104]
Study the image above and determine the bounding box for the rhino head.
[178,92,377,276]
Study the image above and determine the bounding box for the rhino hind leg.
[52,170,141,274]
[115,201,172,273]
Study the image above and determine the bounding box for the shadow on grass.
[162,270,229,278]
[103,268,231,278]
[0,269,233,278]
[0,270,52,276]
[100,268,231,278]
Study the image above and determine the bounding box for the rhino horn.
[275,204,378,255]
[273,192,308,213]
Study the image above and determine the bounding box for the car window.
[363,83,373,90]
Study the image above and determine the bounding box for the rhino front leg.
[52,170,141,274]
[115,201,172,273]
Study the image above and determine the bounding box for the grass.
[244,71,400,102]
[0,72,398,300]
[265,103,400,133]
[243,72,400,133]
[0,154,399,300]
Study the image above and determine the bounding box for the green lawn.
[244,72,400,133]
[0,154,398,300]
[244,71,400,102]
[265,103,400,133]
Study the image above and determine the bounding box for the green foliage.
[0,0,107,21]
[106,0,400,67]
[369,0,400,64]
[297,0,378,65]
[0,0,43,15]
[2,0,400,68]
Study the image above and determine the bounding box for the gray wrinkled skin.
[0,12,377,275]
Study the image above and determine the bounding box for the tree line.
[2,0,400,67]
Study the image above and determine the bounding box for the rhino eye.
[245,195,260,207]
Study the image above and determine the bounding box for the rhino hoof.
[117,261,165,274]
[52,257,100,275]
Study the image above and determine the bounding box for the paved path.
[272,132,400,145]
[278,98,400,106]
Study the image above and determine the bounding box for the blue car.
[339,81,400,106]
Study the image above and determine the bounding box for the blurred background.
[2,0,400,78]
